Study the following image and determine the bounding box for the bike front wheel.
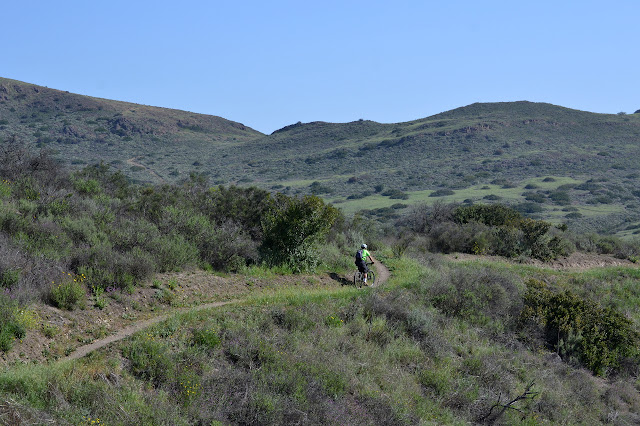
[368,270,376,286]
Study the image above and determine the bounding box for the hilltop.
[0,77,262,183]
[2,77,640,234]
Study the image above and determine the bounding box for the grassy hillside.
[0,255,638,424]
[243,102,640,235]
[0,145,638,424]
[2,77,640,234]
[0,77,263,184]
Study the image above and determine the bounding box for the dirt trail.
[62,300,237,361]
[446,252,639,271]
[370,255,390,286]
[62,258,393,362]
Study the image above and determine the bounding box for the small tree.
[260,194,340,271]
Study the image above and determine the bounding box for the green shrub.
[0,268,20,289]
[58,215,104,245]
[123,336,174,386]
[0,296,36,352]
[521,280,640,375]
[191,327,221,350]
[454,204,522,227]
[429,266,522,327]
[261,194,340,271]
[429,189,455,197]
[198,222,258,271]
[0,180,12,198]
[382,189,410,199]
[483,194,501,200]
[450,204,563,260]
[524,192,547,203]
[0,328,14,352]
[549,191,570,205]
[514,202,544,214]
[108,218,160,252]
[50,278,85,310]
[270,307,315,332]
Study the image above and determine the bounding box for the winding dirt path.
[370,255,390,287]
[62,257,393,362]
[62,300,237,361]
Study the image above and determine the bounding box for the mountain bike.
[353,262,375,288]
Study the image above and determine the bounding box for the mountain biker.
[355,244,374,285]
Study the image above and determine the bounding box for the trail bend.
[62,257,392,362]
[62,300,237,361]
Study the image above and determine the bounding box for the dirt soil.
[370,255,391,286]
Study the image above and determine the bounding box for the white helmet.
[361,244,367,249]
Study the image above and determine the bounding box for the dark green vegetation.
[398,202,640,264]
[423,203,568,261]
[3,77,640,236]
[0,144,343,311]
[521,279,639,375]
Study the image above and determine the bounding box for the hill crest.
[2,77,640,235]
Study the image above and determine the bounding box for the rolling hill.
[0,77,263,183]
[1,77,640,234]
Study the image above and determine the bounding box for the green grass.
[334,177,623,226]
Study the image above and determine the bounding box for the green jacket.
[357,249,371,262]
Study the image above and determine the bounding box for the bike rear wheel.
[353,271,362,287]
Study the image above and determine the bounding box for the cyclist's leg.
[357,262,367,286]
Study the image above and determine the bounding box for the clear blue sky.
[3,1,638,134]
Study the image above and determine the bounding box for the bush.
[549,191,571,205]
[429,189,455,197]
[520,280,639,375]
[524,192,546,203]
[429,266,523,327]
[260,194,340,271]
[514,202,544,214]
[191,327,221,350]
[153,233,199,272]
[483,194,501,200]
[49,278,85,310]
[382,189,409,199]
[0,268,20,289]
[450,204,562,260]
[454,204,522,227]
[0,296,37,352]
[123,336,174,386]
[199,221,258,271]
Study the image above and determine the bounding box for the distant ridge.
[1,77,640,235]
[0,77,262,183]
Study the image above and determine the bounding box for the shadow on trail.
[329,272,353,286]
